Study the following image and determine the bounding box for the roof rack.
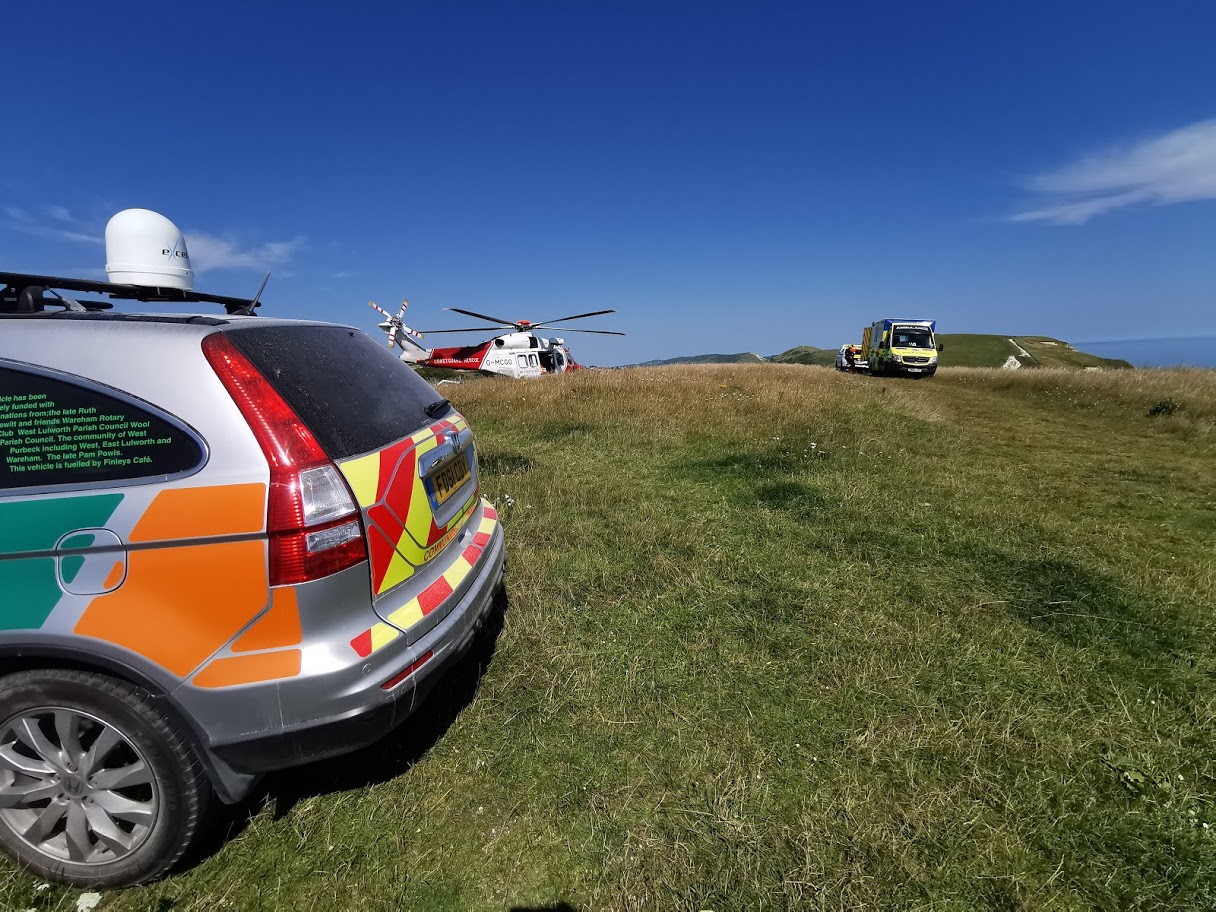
[0,272,260,317]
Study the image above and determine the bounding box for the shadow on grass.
[532,420,598,440]
[833,522,1199,693]
[754,480,831,515]
[979,551,1191,656]
[191,588,510,864]
[678,449,809,481]
[673,449,836,516]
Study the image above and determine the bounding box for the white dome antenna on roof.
[105,208,195,290]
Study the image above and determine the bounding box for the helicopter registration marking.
[429,454,471,507]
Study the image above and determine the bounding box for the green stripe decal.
[0,493,125,631]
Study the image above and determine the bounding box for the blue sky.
[4,1,1215,364]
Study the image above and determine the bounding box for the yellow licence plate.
[429,455,471,506]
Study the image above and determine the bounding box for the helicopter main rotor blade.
[416,327,505,334]
[538,328,626,336]
[531,309,616,326]
[443,307,517,326]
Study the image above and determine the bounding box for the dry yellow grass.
[939,365,1216,427]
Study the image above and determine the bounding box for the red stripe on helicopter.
[422,342,491,370]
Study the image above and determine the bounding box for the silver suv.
[0,273,506,887]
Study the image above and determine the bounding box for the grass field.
[3,365,1214,911]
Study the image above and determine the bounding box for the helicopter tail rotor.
[369,299,425,350]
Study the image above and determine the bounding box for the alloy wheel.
[0,708,159,865]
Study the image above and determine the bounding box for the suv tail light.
[202,334,368,585]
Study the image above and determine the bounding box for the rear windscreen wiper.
[425,398,451,418]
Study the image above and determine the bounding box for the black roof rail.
[0,272,260,317]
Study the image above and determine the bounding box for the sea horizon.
[1078,336,1216,369]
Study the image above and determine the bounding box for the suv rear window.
[224,325,446,459]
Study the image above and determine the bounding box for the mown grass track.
[4,365,1215,911]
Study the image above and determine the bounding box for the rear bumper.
[208,522,506,775]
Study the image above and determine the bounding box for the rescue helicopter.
[369,300,624,379]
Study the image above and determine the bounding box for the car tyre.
[0,669,212,888]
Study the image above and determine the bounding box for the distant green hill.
[629,352,767,367]
[771,345,836,367]
[938,335,1133,370]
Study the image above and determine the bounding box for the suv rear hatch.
[217,323,479,607]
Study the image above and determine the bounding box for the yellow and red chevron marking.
[348,620,401,658]
[341,417,469,509]
[339,417,475,596]
[349,501,499,658]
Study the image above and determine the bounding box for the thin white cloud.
[1011,118,1216,225]
[184,233,306,273]
[46,205,75,223]
[3,207,102,244]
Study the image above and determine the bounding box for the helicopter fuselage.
[410,331,583,378]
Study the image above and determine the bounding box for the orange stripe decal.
[233,587,302,652]
[193,649,302,688]
[129,483,266,542]
[103,561,125,590]
[75,540,269,677]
